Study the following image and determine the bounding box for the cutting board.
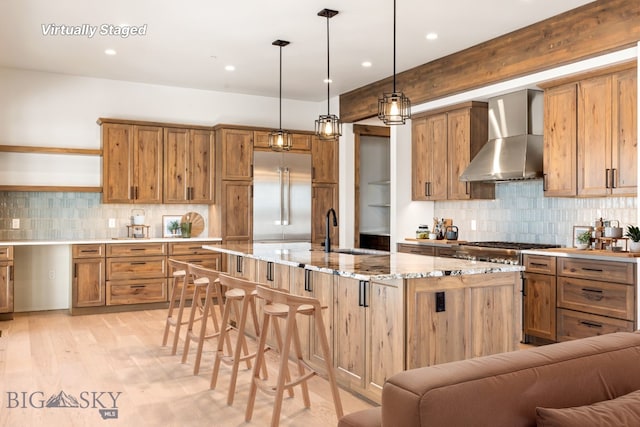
[182,212,204,237]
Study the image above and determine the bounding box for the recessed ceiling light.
[426,32,438,41]
[225,65,235,71]
[361,61,372,68]
[104,49,117,56]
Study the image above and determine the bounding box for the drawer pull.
[81,249,99,253]
[581,288,604,301]
[580,267,603,273]
[131,248,147,251]
[130,285,146,289]
[131,262,147,265]
[530,262,548,267]
[580,320,603,329]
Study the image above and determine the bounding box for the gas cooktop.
[459,241,561,250]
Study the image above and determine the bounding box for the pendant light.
[378,0,411,125]
[315,8,342,140]
[269,40,293,151]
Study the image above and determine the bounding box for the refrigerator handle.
[283,167,290,225]
[277,166,283,226]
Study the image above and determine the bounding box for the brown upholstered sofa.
[339,331,640,427]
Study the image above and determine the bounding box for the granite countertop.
[203,242,523,281]
[0,237,223,246]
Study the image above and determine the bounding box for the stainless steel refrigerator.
[253,151,312,242]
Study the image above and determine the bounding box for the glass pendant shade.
[315,8,341,140]
[378,91,411,125]
[315,113,342,141]
[268,129,293,151]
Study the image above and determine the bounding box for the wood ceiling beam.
[339,0,640,123]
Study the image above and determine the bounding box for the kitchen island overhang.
[203,241,524,403]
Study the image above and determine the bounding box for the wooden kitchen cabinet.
[412,112,447,201]
[578,67,637,196]
[522,255,557,341]
[225,254,257,281]
[106,243,167,306]
[0,246,14,319]
[72,244,106,308]
[101,123,163,204]
[311,136,338,184]
[397,243,436,256]
[220,180,253,242]
[163,127,215,203]
[217,127,253,181]
[253,130,312,152]
[333,276,403,402]
[541,63,637,198]
[543,83,577,197]
[411,102,493,201]
[311,183,338,245]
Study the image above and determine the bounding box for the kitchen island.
[204,242,524,403]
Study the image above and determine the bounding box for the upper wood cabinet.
[102,123,163,203]
[411,102,493,201]
[542,63,637,197]
[217,128,253,181]
[164,128,215,204]
[578,68,637,196]
[312,136,338,184]
[543,83,578,197]
[412,113,447,201]
[253,130,312,152]
[311,183,338,245]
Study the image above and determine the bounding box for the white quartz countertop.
[203,242,523,281]
[0,237,222,246]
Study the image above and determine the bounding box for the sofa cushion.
[536,389,640,426]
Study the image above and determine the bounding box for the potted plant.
[625,225,640,253]
[167,220,181,236]
[576,230,591,250]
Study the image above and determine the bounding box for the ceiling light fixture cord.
[393,0,397,93]
[326,14,331,115]
[279,44,283,129]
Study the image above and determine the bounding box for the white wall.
[0,67,323,186]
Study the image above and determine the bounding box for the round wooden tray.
[182,212,204,237]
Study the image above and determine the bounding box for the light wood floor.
[0,309,373,427]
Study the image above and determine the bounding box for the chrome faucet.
[325,208,338,253]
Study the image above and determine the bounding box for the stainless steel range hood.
[460,89,543,182]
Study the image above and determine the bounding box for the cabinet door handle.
[542,173,548,191]
[425,182,431,197]
[611,169,617,189]
[465,181,470,195]
[580,320,603,329]
[236,256,243,274]
[522,279,527,297]
[266,261,274,282]
[581,288,604,301]
[358,280,369,307]
[605,168,611,189]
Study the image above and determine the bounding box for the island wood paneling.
[340,0,640,123]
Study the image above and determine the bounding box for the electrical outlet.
[108,218,116,228]
[48,270,56,280]
[471,219,477,231]
[11,218,19,229]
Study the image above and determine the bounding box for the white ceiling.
[0,0,594,102]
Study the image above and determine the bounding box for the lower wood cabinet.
[0,246,14,319]
[72,244,106,308]
[333,276,404,402]
[522,254,637,343]
[397,243,435,256]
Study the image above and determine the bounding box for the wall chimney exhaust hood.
[460,89,543,182]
